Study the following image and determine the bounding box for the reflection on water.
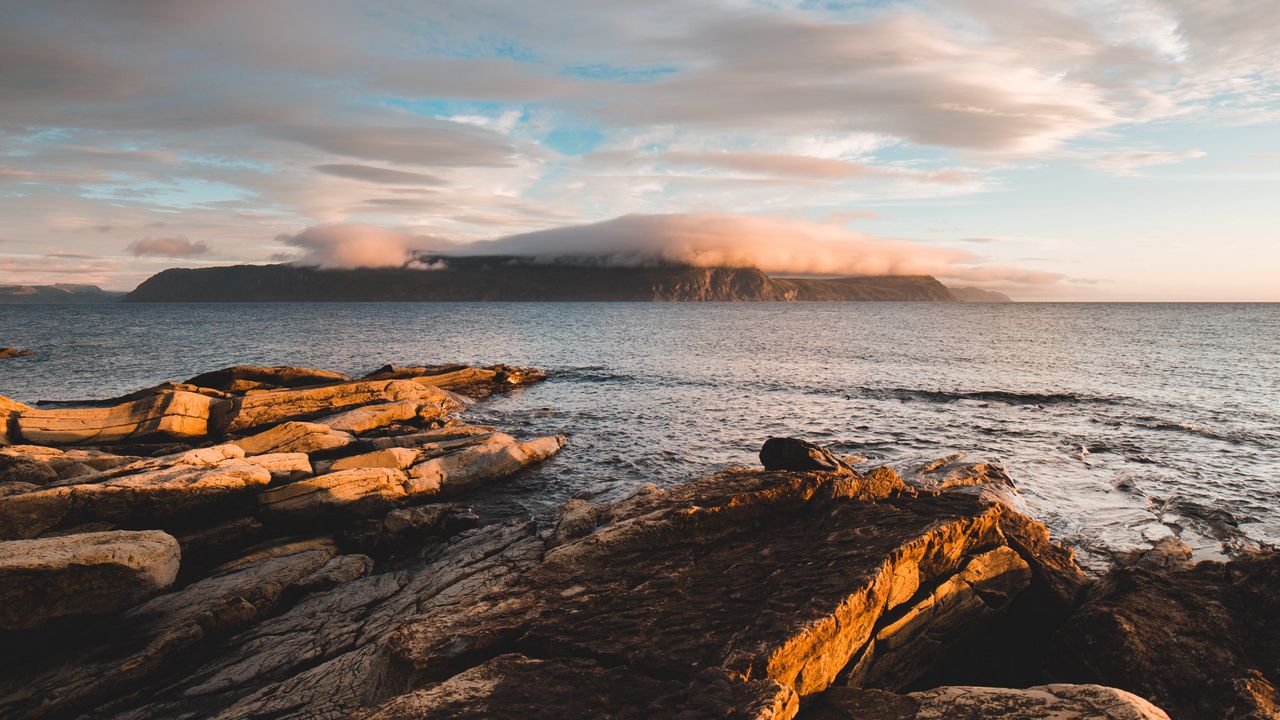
[2,301,1278,568]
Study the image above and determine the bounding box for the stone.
[328,446,420,472]
[243,451,312,480]
[0,537,341,719]
[258,467,436,520]
[1051,552,1280,720]
[1,394,31,445]
[357,653,798,720]
[0,347,35,359]
[315,401,425,434]
[0,460,272,539]
[0,530,180,630]
[15,390,227,445]
[759,436,855,475]
[232,421,353,456]
[406,433,565,493]
[902,453,1015,492]
[363,363,547,398]
[363,424,496,450]
[219,379,463,433]
[810,684,1171,719]
[0,453,58,484]
[548,497,598,547]
[343,504,481,556]
[184,365,352,393]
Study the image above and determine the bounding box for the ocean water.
[2,302,1277,568]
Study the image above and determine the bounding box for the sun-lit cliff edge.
[123,258,1009,302]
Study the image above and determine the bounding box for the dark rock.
[183,365,352,393]
[1050,552,1280,720]
[759,437,855,475]
[810,684,1169,719]
[0,530,180,630]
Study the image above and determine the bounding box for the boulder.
[0,530,180,630]
[15,390,227,445]
[316,401,427,434]
[184,365,352,393]
[363,363,547,398]
[1051,552,1280,720]
[243,452,312,481]
[258,467,428,519]
[405,433,565,493]
[327,446,420,472]
[0,347,35,359]
[901,452,1015,492]
[232,421,354,456]
[363,424,496,450]
[759,437,855,475]
[219,379,463,433]
[0,460,272,539]
[810,684,1170,719]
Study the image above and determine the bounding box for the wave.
[855,387,1120,406]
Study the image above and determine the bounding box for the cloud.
[278,223,453,268]
[127,236,210,257]
[465,212,1060,287]
[274,122,517,168]
[313,164,447,185]
[1092,149,1208,176]
[658,152,977,183]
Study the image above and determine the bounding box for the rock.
[363,363,547,398]
[259,467,427,520]
[363,424,496,450]
[1,394,31,444]
[243,451,312,481]
[0,530,180,630]
[232,421,354,456]
[0,459,272,539]
[356,653,798,720]
[343,504,481,556]
[1051,552,1280,720]
[14,390,227,445]
[846,546,1031,688]
[405,433,565,493]
[0,481,40,497]
[548,497,598,547]
[0,453,58,484]
[184,365,352,393]
[759,437,855,475]
[327,446,421,472]
[0,537,341,719]
[0,347,35,359]
[316,401,428,434]
[902,453,1015,492]
[219,379,463,433]
[810,684,1171,719]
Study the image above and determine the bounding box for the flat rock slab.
[15,390,226,445]
[0,530,180,630]
[221,380,463,433]
[810,684,1171,720]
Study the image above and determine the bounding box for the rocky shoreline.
[0,364,1275,719]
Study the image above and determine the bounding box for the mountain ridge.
[123,259,1009,302]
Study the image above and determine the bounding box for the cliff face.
[124,259,961,302]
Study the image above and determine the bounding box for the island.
[0,362,1272,719]
[123,259,1012,302]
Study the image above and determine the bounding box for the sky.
[1,1,1278,300]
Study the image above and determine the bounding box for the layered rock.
[1051,552,1280,720]
[15,390,224,445]
[0,530,180,630]
[810,684,1170,719]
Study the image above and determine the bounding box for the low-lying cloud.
[474,213,1060,288]
[275,213,1063,290]
[127,236,209,258]
[279,223,452,268]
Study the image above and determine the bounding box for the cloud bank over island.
[1,1,1278,298]
[276,214,1062,290]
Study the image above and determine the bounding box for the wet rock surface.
[0,373,1254,720]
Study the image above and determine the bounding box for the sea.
[2,302,1277,570]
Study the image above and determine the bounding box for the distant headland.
[116,258,1012,302]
